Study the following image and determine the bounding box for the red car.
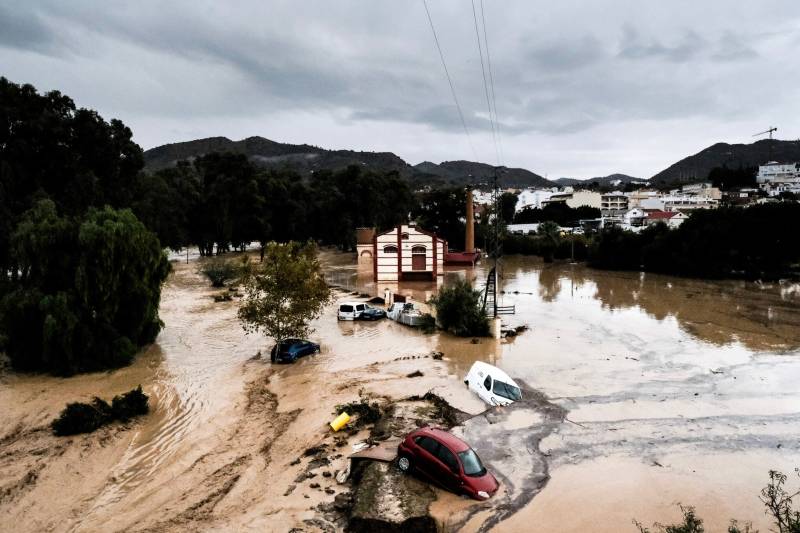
[396,426,499,500]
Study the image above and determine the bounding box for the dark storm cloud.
[0,3,58,53]
[1,0,799,177]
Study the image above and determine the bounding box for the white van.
[464,361,522,406]
[337,301,367,321]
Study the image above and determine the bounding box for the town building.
[681,182,722,200]
[661,195,718,212]
[566,190,602,209]
[646,210,688,228]
[757,162,800,184]
[516,188,558,211]
[601,191,629,216]
[623,208,646,227]
[628,189,661,208]
[373,224,446,282]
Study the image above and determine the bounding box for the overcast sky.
[2,1,800,179]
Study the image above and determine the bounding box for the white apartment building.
[661,195,718,212]
[757,162,800,184]
[516,188,558,211]
[601,192,629,215]
[566,190,602,209]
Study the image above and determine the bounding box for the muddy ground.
[2,250,800,532]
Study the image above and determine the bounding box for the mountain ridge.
[650,139,800,187]
[143,135,556,188]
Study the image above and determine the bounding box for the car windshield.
[457,449,486,477]
[493,380,522,401]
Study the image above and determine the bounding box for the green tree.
[1,200,169,375]
[430,278,489,337]
[238,242,331,343]
[537,221,561,263]
[412,187,466,247]
[498,192,518,224]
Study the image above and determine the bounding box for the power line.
[422,0,479,161]
[480,0,503,164]
[471,0,500,166]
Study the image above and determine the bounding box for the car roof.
[412,426,470,453]
[468,361,518,387]
[339,301,362,306]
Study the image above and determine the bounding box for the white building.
[623,208,646,227]
[757,162,800,184]
[516,188,558,211]
[566,190,602,209]
[601,192,629,216]
[373,224,446,282]
[661,195,718,212]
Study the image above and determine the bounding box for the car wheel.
[397,455,412,473]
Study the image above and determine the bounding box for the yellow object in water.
[330,412,350,432]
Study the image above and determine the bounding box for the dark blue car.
[270,339,320,363]
[358,306,387,321]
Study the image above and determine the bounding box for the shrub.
[51,386,149,436]
[430,279,490,337]
[51,398,113,436]
[111,386,149,421]
[201,257,242,287]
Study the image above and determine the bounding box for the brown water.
[1,251,799,532]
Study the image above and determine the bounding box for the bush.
[51,398,113,436]
[430,279,490,337]
[111,386,149,421]
[201,257,244,287]
[51,386,149,436]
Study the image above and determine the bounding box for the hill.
[143,136,556,189]
[650,139,800,188]
[143,136,409,175]
[554,173,643,188]
[412,160,552,188]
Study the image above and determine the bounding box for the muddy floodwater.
[1,251,799,532]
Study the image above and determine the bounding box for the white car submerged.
[464,361,522,406]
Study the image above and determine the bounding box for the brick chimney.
[465,188,475,253]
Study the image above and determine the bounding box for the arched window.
[383,245,398,254]
[401,232,410,240]
[411,246,426,254]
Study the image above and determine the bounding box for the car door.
[355,304,366,318]
[434,443,463,492]
[413,436,443,484]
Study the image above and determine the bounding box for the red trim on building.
[373,233,378,281]
[396,226,402,280]
[432,235,438,277]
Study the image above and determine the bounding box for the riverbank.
[0,255,498,531]
[2,250,800,532]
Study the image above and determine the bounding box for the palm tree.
[538,221,561,262]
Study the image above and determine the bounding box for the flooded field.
[1,250,799,532]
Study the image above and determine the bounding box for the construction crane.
[753,127,778,140]
[753,127,778,161]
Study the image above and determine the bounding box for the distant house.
[646,210,687,228]
[623,207,646,227]
[373,224,446,282]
